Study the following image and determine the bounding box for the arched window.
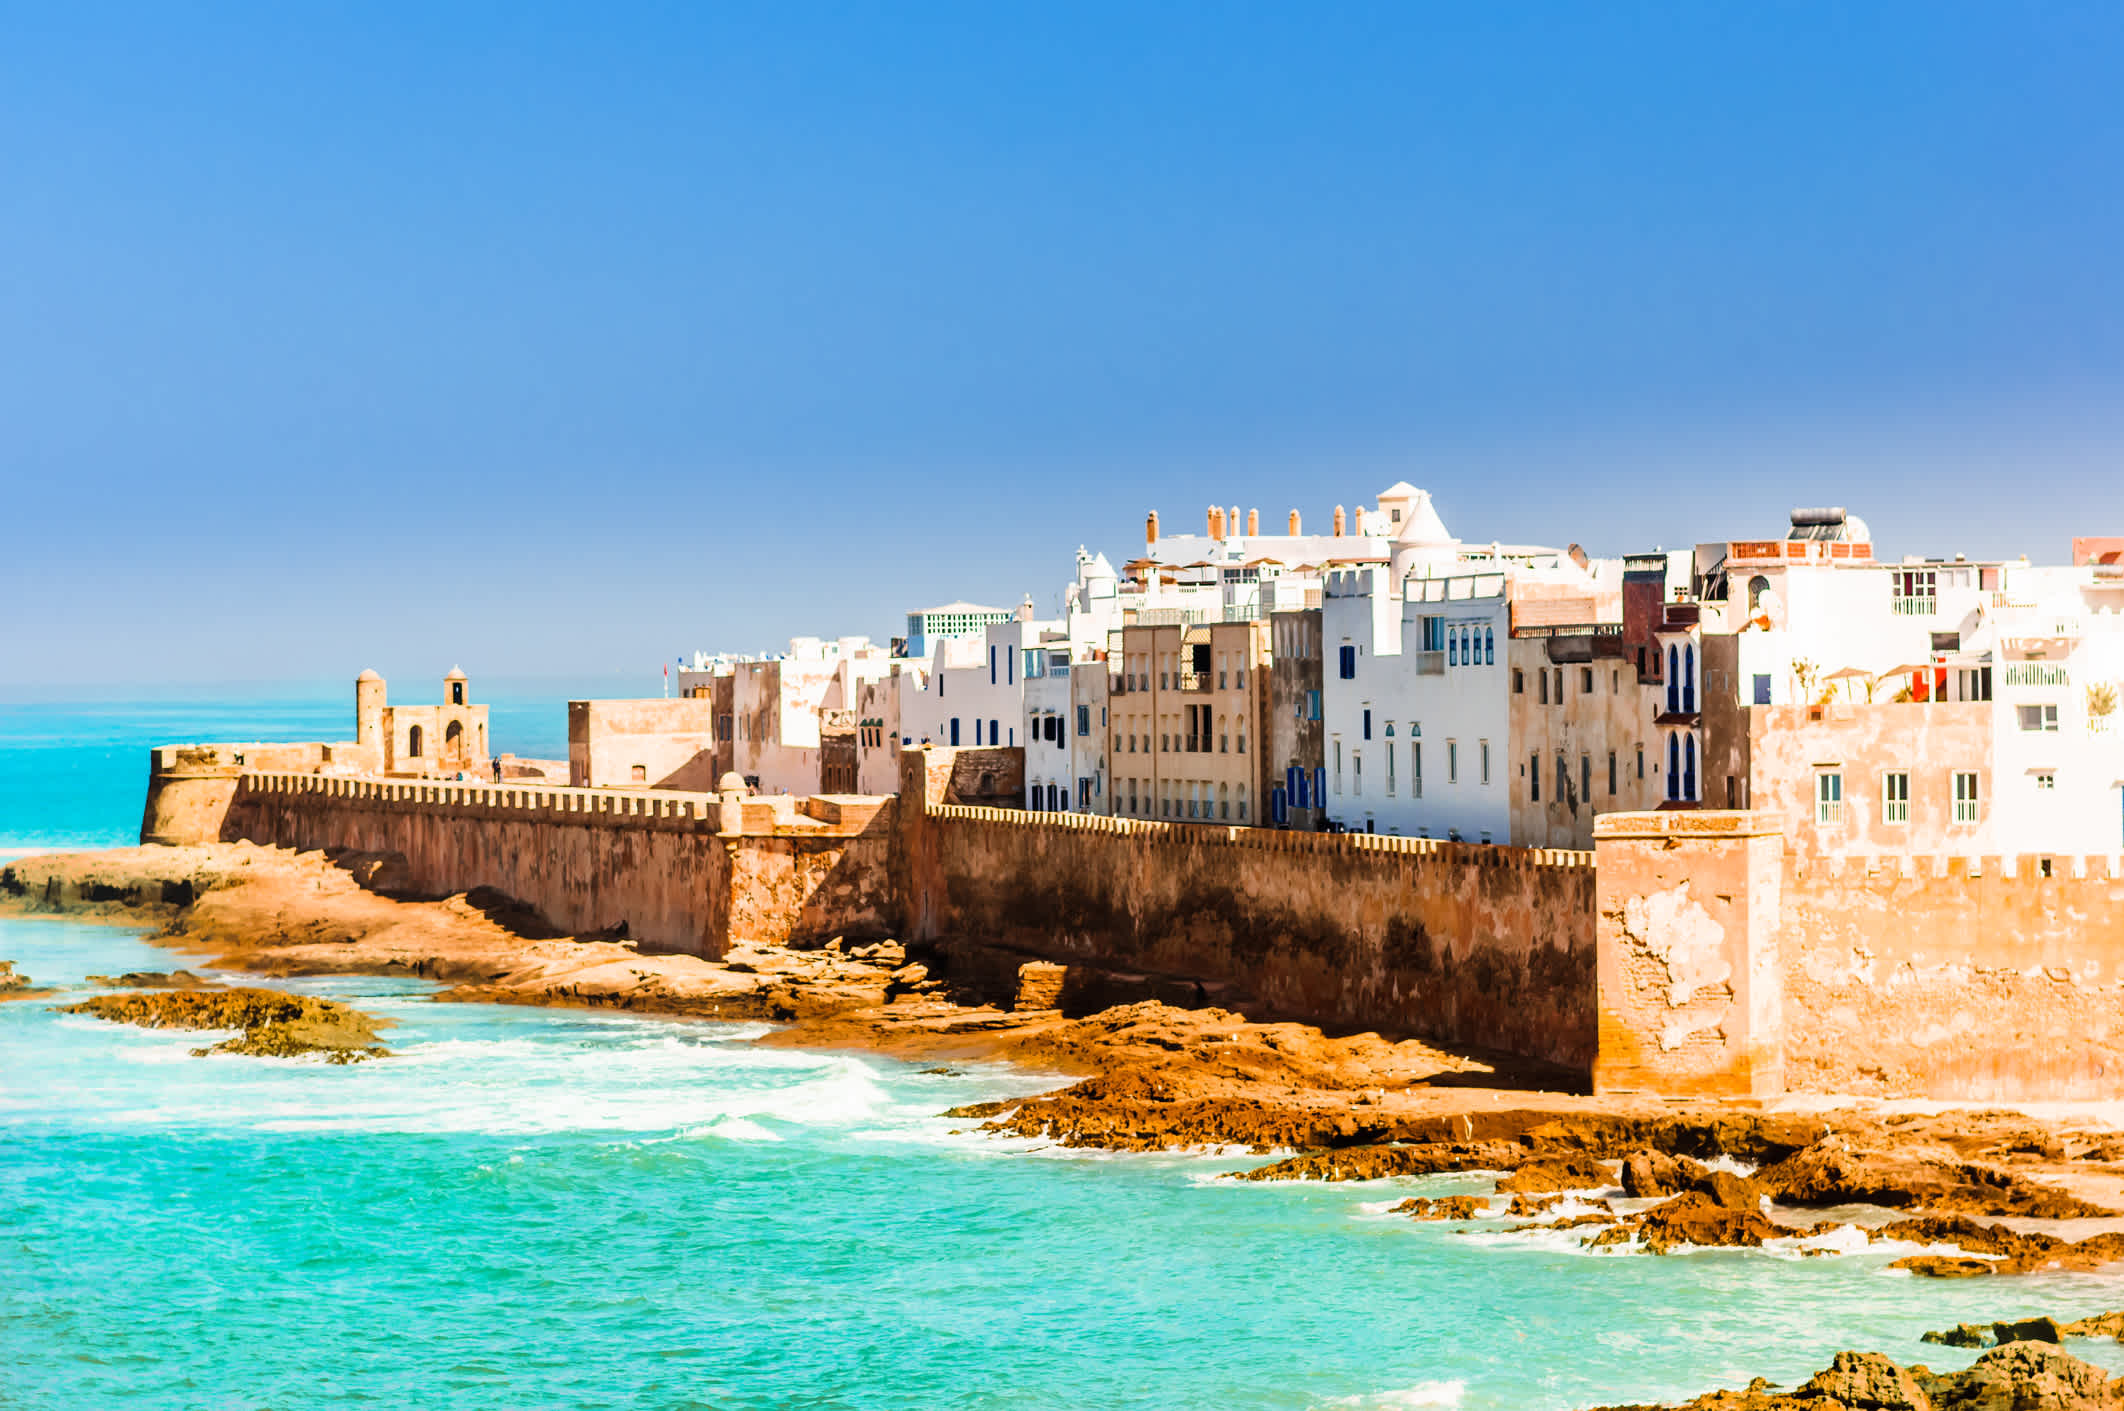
[1748,575,1771,612]
[1484,628,1494,665]
[1461,627,1472,661]
[1448,632,1457,667]
[407,725,423,758]
[1683,733,1697,801]
[1666,733,1680,801]
[445,720,464,757]
[1683,644,1696,714]
[1666,646,1680,714]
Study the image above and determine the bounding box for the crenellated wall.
[135,743,2124,1099]
[214,773,895,956]
[896,748,1599,1069]
[1779,849,2124,1099]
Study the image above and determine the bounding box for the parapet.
[1593,810,1784,841]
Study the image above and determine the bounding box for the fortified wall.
[136,743,2124,1100]
[895,749,1598,1069]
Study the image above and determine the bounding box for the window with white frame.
[1447,740,1458,784]
[1882,771,1910,824]
[2035,771,2056,790]
[2017,703,2060,732]
[1954,772,1980,822]
[1815,769,1844,825]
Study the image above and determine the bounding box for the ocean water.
[5,698,2124,1409]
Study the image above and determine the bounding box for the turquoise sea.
[5,693,2124,1409]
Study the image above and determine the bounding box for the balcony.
[2001,663,2070,689]
[1891,596,1938,617]
[1177,670,1213,692]
[1415,651,1445,676]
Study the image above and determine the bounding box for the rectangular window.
[1882,771,1910,824]
[989,646,997,685]
[1334,740,1343,794]
[1413,742,1423,798]
[1480,740,1490,786]
[1513,669,1525,694]
[1954,772,1980,822]
[1581,753,1591,803]
[1307,689,1322,721]
[1637,745,1645,780]
[1538,672,1548,705]
[1386,741,1396,796]
[1753,674,1772,706]
[1353,751,1363,797]
[1362,708,1372,740]
[1447,740,1458,784]
[1581,667,1594,693]
[1338,644,1357,679]
[2035,771,2056,791]
[1076,705,1090,736]
[1816,770,1844,825]
[1530,752,1540,802]
[1607,750,1618,796]
[2017,703,2060,732]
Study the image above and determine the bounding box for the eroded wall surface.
[1780,852,2124,1099]
[895,747,1596,1068]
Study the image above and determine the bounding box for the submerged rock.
[59,986,391,1063]
[1922,1317,2064,1349]
[86,970,216,990]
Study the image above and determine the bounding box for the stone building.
[567,698,718,790]
[1106,616,1269,824]
[1267,604,1324,828]
[355,667,489,778]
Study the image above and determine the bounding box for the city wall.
[896,749,1599,1070]
[210,773,896,957]
[136,745,2124,1099]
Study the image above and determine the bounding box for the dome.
[356,669,382,683]
[718,771,749,793]
[1842,514,1872,545]
[444,666,467,681]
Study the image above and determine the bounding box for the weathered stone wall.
[215,774,894,956]
[898,748,1597,1068]
[1592,811,1785,1099]
[1780,851,2124,1099]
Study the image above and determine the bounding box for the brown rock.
[59,986,392,1063]
[1803,1350,1932,1409]
[1704,1169,1762,1210]
[1621,1149,1712,1198]
[1914,1340,2120,1408]
[1758,1136,2113,1219]
[1390,1195,1485,1221]
[1878,1217,2124,1278]
[1631,1191,1783,1254]
[1495,1152,1612,1194]
[2063,1312,2124,1339]
[1922,1318,2064,1350]
[1235,1141,1530,1183]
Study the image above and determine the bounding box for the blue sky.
[5,2,2121,688]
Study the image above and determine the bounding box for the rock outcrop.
[59,986,392,1063]
[1587,1341,2124,1409]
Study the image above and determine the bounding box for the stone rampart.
[217,772,895,956]
[897,749,1598,1069]
[1780,850,2124,1100]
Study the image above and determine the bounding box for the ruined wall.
[1780,851,2124,1099]
[898,748,1595,1068]
[214,773,893,957]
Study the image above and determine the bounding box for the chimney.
[1333,505,1346,537]
[1288,509,1301,534]
[1246,508,1259,536]
[1146,510,1159,546]
[1229,506,1241,538]
[1208,505,1225,538]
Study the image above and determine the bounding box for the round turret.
[355,670,387,759]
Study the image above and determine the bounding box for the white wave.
[1318,1380,1465,1408]
[671,1115,783,1143]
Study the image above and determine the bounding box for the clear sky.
[5,2,2121,689]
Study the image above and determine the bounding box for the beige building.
[355,667,489,778]
[567,698,719,790]
[1106,618,1269,824]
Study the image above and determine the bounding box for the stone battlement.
[929,802,1592,869]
